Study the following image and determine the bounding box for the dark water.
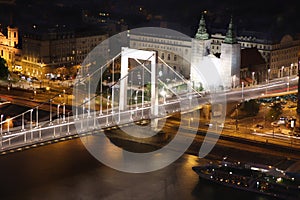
[0,134,273,200]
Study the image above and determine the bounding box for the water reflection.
[0,133,272,200]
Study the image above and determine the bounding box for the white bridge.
[0,48,216,152]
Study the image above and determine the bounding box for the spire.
[224,16,237,44]
[195,13,209,40]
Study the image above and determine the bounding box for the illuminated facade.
[129,15,241,90]
[0,26,21,71]
[211,31,300,79]
[21,28,108,78]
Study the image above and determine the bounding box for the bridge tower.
[120,47,158,117]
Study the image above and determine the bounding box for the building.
[240,48,267,86]
[269,35,300,79]
[21,26,108,79]
[0,26,21,71]
[129,27,192,78]
[211,30,300,80]
[129,15,241,90]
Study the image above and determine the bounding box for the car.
[205,123,213,127]
[293,133,300,137]
[277,117,286,125]
[271,122,279,127]
[255,124,264,129]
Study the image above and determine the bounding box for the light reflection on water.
[0,133,271,200]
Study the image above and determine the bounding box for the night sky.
[0,0,299,36]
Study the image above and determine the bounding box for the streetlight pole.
[106,95,110,125]
[88,76,91,117]
[50,99,53,125]
[57,104,60,124]
[252,72,255,86]
[241,82,244,101]
[100,66,103,116]
[0,114,3,136]
[287,76,290,92]
[112,86,114,114]
[135,90,138,110]
[63,90,66,121]
[36,107,39,128]
[63,103,66,122]
[142,66,145,118]
[267,68,270,94]
[30,109,33,140]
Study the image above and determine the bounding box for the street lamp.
[36,107,39,128]
[0,114,3,135]
[106,95,110,125]
[49,99,53,125]
[252,72,255,86]
[30,109,33,140]
[63,103,66,122]
[241,82,244,101]
[57,104,60,124]
[135,90,139,109]
[287,76,290,92]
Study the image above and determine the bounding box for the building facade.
[129,15,241,90]
[211,30,300,80]
[21,27,108,79]
[0,26,21,71]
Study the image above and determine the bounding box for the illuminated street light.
[57,104,60,124]
[36,107,39,128]
[49,99,53,125]
[106,95,110,125]
[30,109,33,140]
[241,82,244,101]
[135,90,138,109]
[0,114,3,135]
[63,103,66,122]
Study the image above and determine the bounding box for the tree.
[240,99,260,117]
[0,57,9,80]
[266,102,282,121]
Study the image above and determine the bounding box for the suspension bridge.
[0,48,211,152]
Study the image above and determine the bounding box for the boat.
[192,160,300,200]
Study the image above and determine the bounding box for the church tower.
[220,17,241,89]
[190,14,211,89]
[7,26,18,48]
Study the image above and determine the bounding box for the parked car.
[271,122,279,127]
[255,124,264,129]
